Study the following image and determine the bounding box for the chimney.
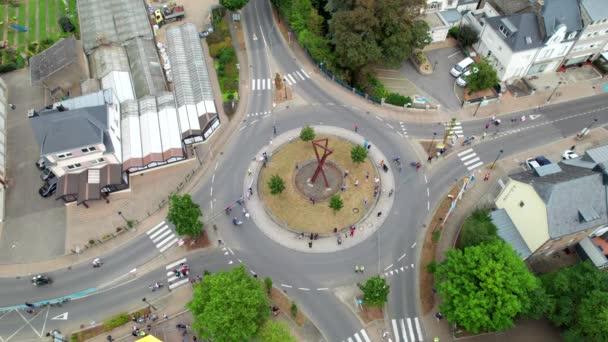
[532,0,546,39]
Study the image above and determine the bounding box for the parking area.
[399,46,465,111]
[0,69,67,263]
[148,0,218,43]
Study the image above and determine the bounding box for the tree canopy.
[220,0,249,11]
[359,276,390,307]
[188,265,269,342]
[329,194,344,212]
[435,239,544,333]
[351,145,368,164]
[541,261,608,341]
[455,25,479,47]
[459,209,497,248]
[466,59,499,93]
[300,125,316,141]
[268,174,286,195]
[167,194,203,238]
[258,320,297,342]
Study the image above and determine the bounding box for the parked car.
[32,275,51,286]
[526,158,541,169]
[562,150,579,160]
[36,157,46,170]
[450,57,474,77]
[456,69,472,87]
[40,168,55,182]
[39,178,57,198]
[59,17,75,33]
[535,156,552,166]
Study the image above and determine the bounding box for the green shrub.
[432,230,441,242]
[0,63,17,73]
[290,302,298,318]
[367,76,387,99]
[218,47,236,65]
[415,51,427,64]
[222,78,238,92]
[385,93,412,106]
[209,39,231,58]
[223,62,238,78]
[264,277,273,294]
[426,260,437,273]
[103,312,130,330]
[459,209,497,248]
[448,26,460,39]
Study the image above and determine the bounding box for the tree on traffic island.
[351,144,368,164]
[188,265,269,342]
[300,125,316,141]
[220,0,249,11]
[167,194,204,238]
[329,194,344,213]
[435,239,545,333]
[359,276,390,307]
[268,174,286,195]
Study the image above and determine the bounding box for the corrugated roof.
[125,38,167,99]
[510,164,608,238]
[534,163,562,176]
[90,46,130,79]
[541,0,582,37]
[580,0,608,22]
[577,236,608,268]
[491,209,532,259]
[101,71,135,103]
[30,36,80,84]
[486,13,545,51]
[585,145,608,165]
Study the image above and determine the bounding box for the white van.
[450,57,474,77]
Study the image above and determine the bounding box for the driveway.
[400,46,464,111]
[0,69,66,263]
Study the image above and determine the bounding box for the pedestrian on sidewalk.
[363,197,368,207]
[354,123,359,132]
[427,156,433,163]
[341,184,346,192]
[484,172,490,181]
[248,187,253,196]
[485,122,489,130]
[344,169,349,177]
[247,168,252,176]
[8,104,15,110]
[365,171,370,181]
[308,241,313,248]
[354,178,359,187]
[482,132,487,140]
[273,125,277,135]
[377,211,382,217]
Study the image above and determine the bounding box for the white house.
[424,0,480,42]
[561,0,608,67]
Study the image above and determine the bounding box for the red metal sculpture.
[310,138,333,187]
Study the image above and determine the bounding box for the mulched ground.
[184,230,211,251]
[270,287,306,326]
[357,295,384,324]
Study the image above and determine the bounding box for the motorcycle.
[149,282,163,291]
[232,217,243,226]
[92,257,103,268]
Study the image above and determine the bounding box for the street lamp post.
[117,211,127,224]
[192,146,202,166]
[490,149,504,169]
[587,118,599,131]
[427,132,437,156]
[546,81,562,103]
[283,77,287,99]
[142,297,157,311]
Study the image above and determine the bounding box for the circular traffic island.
[259,136,377,234]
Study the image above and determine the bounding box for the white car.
[562,150,579,160]
[456,69,472,87]
[526,158,541,169]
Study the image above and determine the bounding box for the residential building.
[166,23,220,144]
[89,46,135,103]
[30,89,128,205]
[29,36,89,98]
[561,0,608,66]
[424,0,480,42]
[491,145,608,267]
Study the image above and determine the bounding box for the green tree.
[268,175,286,195]
[435,239,544,333]
[541,261,608,340]
[351,145,368,164]
[220,0,249,11]
[167,194,204,238]
[299,125,316,141]
[358,276,390,307]
[258,320,297,342]
[459,209,497,248]
[264,277,273,294]
[188,266,269,342]
[456,25,479,47]
[466,59,499,93]
[329,194,344,212]
[330,4,382,69]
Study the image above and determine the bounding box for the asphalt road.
[2,0,608,341]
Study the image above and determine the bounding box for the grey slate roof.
[580,0,608,22]
[541,0,582,36]
[584,145,608,165]
[485,0,532,15]
[510,164,608,239]
[440,9,463,25]
[30,36,79,85]
[30,105,108,155]
[577,237,608,268]
[490,209,532,259]
[485,13,545,51]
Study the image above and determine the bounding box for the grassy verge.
[71,307,151,342]
[6,5,16,46]
[67,0,78,35]
[0,6,6,40]
[28,0,36,42]
[47,0,56,38]
[17,3,26,45]
[37,0,46,40]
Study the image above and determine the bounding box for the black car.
[40,168,55,182]
[39,178,57,198]
[32,275,51,286]
[59,17,75,33]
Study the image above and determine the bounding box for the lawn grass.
[16,3,26,44]
[259,136,376,233]
[67,0,78,34]
[6,5,16,46]
[47,0,56,37]
[28,0,36,42]
[37,0,46,41]
[0,6,6,41]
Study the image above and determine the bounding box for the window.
[499,25,510,37]
[67,163,82,170]
[91,158,105,165]
[429,1,441,10]
[57,152,72,159]
[81,146,96,153]
[568,31,577,40]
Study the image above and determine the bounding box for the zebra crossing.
[398,122,408,137]
[283,69,310,86]
[382,264,414,279]
[444,121,463,138]
[165,258,190,290]
[251,78,273,91]
[388,317,424,342]
[342,328,372,342]
[246,111,270,118]
[457,148,484,171]
[146,221,178,253]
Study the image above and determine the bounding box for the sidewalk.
[420,128,608,341]
[271,9,608,124]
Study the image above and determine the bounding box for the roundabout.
[245,125,396,253]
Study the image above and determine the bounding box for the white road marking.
[386,123,394,129]
[166,258,187,269]
[427,201,430,211]
[215,162,218,171]
[448,51,461,58]
[375,115,384,122]
[239,126,246,131]
[384,264,394,271]
[457,148,474,157]
[210,187,213,196]
[301,68,310,78]
[298,287,310,291]
[411,242,416,248]
[426,188,429,196]
[295,71,305,80]
[398,253,406,261]
[463,157,480,165]
[414,317,423,341]
[354,332,363,342]
[400,319,408,342]
[392,319,401,342]
[51,312,68,320]
[267,78,272,89]
[467,162,484,171]
[317,287,329,291]
[281,284,292,288]
[211,174,215,183]
[360,329,372,342]
[287,73,297,84]
[424,175,428,183]
[169,278,190,290]
[251,79,255,90]
[460,153,477,161]
[250,119,258,125]
[407,318,415,342]
[257,79,261,90]
[147,222,167,238]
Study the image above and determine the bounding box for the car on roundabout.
[562,149,579,160]
[32,274,51,286]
